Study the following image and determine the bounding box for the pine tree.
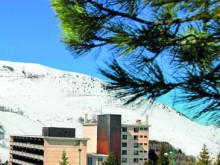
[144,159,155,165]
[102,152,117,165]
[157,143,169,165]
[51,0,220,123]
[60,150,69,165]
[148,148,158,165]
[197,144,212,165]
[214,152,220,165]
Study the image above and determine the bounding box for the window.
[88,158,92,165]
[122,135,127,139]
[140,150,143,153]
[121,158,127,163]
[122,127,127,132]
[122,142,127,147]
[144,151,148,153]
[139,158,143,160]
[140,135,143,138]
[134,142,139,148]
[133,158,138,163]
[144,128,148,130]
[134,128,139,132]
[140,128,143,130]
[98,158,103,165]
[134,135,138,140]
[144,143,148,146]
[134,150,139,155]
[144,135,148,138]
[140,143,143,146]
[122,150,127,155]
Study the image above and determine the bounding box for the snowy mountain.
[0,60,219,162]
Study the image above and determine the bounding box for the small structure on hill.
[0,129,4,140]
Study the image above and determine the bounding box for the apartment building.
[83,114,149,165]
[9,127,88,165]
[121,119,149,164]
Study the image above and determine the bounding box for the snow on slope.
[0,60,219,162]
[0,112,43,162]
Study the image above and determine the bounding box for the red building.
[97,114,121,163]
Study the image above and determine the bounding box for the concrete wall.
[43,138,87,165]
[83,124,97,153]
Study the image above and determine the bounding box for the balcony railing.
[11,150,44,160]
[11,142,44,149]
[11,158,36,165]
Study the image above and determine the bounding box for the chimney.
[84,114,88,124]
[136,120,141,125]
[145,115,148,125]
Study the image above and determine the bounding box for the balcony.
[11,142,44,150]
[11,150,44,160]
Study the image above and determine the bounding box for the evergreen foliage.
[102,152,117,165]
[51,0,220,123]
[149,148,158,165]
[144,159,155,165]
[197,144,212,165]
[60,150,69,165]
[214,152,220,165]
[157,143,169,165]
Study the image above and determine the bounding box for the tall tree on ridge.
[197,144,212,165]
[157,143,169,165]
[214,152,220,165]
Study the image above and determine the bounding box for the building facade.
[9,127,88,165]
[83,123,97,153]
[87,153,108,165]
[121,120,149,164]
[83,114,149,165]
[97,114,121,163]
[9,115,149,165]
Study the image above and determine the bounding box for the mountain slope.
[0,60,219,162]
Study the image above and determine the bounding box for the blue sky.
[0,0,105,78]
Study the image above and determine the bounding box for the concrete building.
[9,115,149,165]
[83,123,97,153]
[9,127,88,165]
[83,122,109,165]
[83,114,149,165]
[121,119,149,164]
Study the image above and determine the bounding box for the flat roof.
[83,123,97,126]
[98,114,121,116]
[87,153,108,157]
[122,124,150,127]
[10,135,89,141]
[44,136,89,141]
[83,123,150,127]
